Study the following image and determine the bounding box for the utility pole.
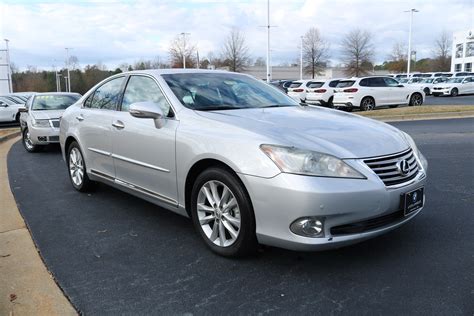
[405,9,418,76]
[300,36,303,80]
[4,39,13,93]
[180,33,190,69]
[65,47,72,92]
[266,0,270,83]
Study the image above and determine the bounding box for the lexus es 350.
[59,70,428,257]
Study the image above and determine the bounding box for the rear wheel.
[450,88,459,97]
[15,113,20,123]
[22,128,43,153]
[409,93,423,106]
[191,167,258,257]
[360,97,375,111]
[67,141,96,192]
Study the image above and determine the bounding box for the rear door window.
[368,78,387,87]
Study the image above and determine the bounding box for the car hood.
[196,106,409,159]
[31,110,65,120]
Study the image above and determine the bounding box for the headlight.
[31,118,50,127]
[402,132,428,172]
[260,144,366,179]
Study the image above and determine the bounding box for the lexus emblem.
[396,159,410,176]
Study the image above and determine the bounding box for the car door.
[110,75,179,206]
[383,77,407,104]
[368,77,390,105]
[462,77,474,94]
[77,76,126,179]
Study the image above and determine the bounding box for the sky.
[0,0,473,71]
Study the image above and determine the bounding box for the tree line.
[11,28,452,93]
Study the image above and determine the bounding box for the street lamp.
[65,47,72,92]
[4,39,13,93]
[300,36,303,80]
[180,32,190,69]
[405,8,419,76]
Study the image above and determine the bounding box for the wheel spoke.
[197,203,214,213]
[209,181,220,206]
[219,186,230,208]
[223,213,240,229]
[222,220,238,239]
[202,186,215,206]
[218,221,226,246]
[223,197,237,212]
[209,222,219,241]
[199,214,215,225]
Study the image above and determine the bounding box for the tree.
[221,28,250,72]
[68,56,79,70]
[340,29,374,77]
[302,27,329,78]
[387,41,407,73]
[169,34,197,68]
[432,30,451,71]
[253,57,266,67]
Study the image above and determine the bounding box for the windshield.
[446,78,464,83]
[398,78,409,83]
[420,78,434,83]
[32,94,80,111]
[162,73,298,110]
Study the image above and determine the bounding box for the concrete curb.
[0,137,77,316]
[360,111,474,122]
[0,130,21,144]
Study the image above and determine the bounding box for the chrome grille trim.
[364,148,420,187]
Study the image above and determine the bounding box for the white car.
[0,97,23,123]
[333,76,425,111]
[20,92,81,152]
[305,79,342,107]
[411,77,448,95]
[431,76,474,97]
[287,80,312,102]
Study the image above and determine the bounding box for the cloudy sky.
[1,0,473,70]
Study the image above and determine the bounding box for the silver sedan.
[59,70,428,257]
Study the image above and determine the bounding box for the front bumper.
[29,126,60,144]
[238,169,427,251]
[431,89,451,96]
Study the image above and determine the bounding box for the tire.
[409,93,423,106]
[360,97,375,111]
[22,128,43,153]
[326,96,334,108]
[191,167,258,257]
[15,113,20,123]
[423,87,430,95]
[450,88,458,97]
[67,141,96,192]
[389,105,399,108]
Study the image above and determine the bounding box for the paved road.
[424,94,474,106]
[7,118,474,315]
[0,122,19,129]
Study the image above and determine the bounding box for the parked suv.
[20,92,81,152]
[333,76,425,111]
[287,80,311,102]
[431,76,474,96]
[305,79,342,107]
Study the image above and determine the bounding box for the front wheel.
[191,167,258,257]
[360,97,375,111]
[450,88,458,97]
[409,93,423,106]
[22,128,43,153]
[67,141,96,192]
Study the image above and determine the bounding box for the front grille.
[50,119,60,128]
[48,136,59,142]
[330,210,404,235]
[364,149,419,187]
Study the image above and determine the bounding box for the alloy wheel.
[69,147,85,186]
[23,130,34,150]
[197,180,241,247]
[412,94,422,106]
[362,98,375,111]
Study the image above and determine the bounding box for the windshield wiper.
[194,106,246,111]
[261,104,296,108]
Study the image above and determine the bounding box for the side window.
[369,78,386,87]
[89,77,125,110]
[121,76,172,117]
[329,80,339,88]
[384,77,400,87]
[359,79,369,87]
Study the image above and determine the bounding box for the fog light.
[290,217,324,238]
[37,136,47,141]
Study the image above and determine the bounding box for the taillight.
[293,88,304,92]
[343,88,358,93]
[314,89,327,93]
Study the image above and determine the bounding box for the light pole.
[266,0,271,82]
[180,32,190,69]
[300,36,303,80]
[65,47,72,92]
[4,39,13,93]
[405,8,418,76]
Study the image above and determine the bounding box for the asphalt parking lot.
[6,118,474,315]
[424,94,474,106]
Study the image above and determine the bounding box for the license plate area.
[403,187,424,216]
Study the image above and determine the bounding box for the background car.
[411,77,448,95]
[305,78,342,107]
[20,92,81,152]
[431,76,474,96]
[333,76,425,111]
[287,80,311,102]
[0,97,23,122]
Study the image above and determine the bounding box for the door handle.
[112,120,125,129]
[76,115,84,121]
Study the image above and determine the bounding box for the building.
[0,49,11,94]
[451,29,474,73]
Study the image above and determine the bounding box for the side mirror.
[397,84,405,87]
[129,101,165,129]
[18,107,28,112]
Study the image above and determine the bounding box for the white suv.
[333,76,425,111]
[287,80,311,102]
[431,76,474,97]
[305,79,342,107]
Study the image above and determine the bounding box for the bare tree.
[340,29,375,77]
[302,27,329,78]
[68,56,79,70]
[221,28,250,72]
[432,30,451,71]
[169,34,197,68]
[387,41,407,73]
